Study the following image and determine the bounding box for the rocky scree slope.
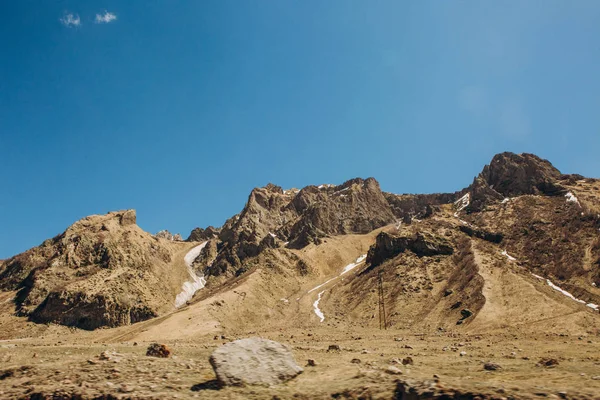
[0,210,191,330]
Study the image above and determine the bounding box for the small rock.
[536,358,559,368]
[146,343,171,358]
[306,359,317,367]
[351,358,361,364]
[402,345,413,349]
[385,366,403,375]
[402,357,414,365]
[327,344,341,352]
[459,351,467,357]
[592,376,600,380]
[484,362,502,371]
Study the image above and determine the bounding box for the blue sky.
[1,1,600,258]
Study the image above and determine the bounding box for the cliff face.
[206,178,398,277]
[0,210,189,330]
[466,152,565,212]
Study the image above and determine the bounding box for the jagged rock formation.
[366,231,454,268]
[0,210,190,330]
[466,152,565,212]
[187,226,220,242]
[155,230,183,241]
[207,178,398,277]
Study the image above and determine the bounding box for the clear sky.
[1,1,600,259]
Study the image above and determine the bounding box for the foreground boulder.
[209,337,303,386]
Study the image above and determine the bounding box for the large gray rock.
[209,337,303,386]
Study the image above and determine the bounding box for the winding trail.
[175,241,209,308]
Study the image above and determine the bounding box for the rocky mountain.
[0,210,194,330]
[204,178,398,277]
[1,151,598,334]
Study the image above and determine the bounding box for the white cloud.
[95,11,117,24]
[60,13,81,28]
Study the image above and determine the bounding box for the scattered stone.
[146,343,171,358]
[327,344,341,352]
[460,309,473,319]
[592,376,600,380]
[209,337,303,386]
[306,359,317,367]
[459,351,467,357]
[484,362,502,371]
[402,345,413,349]
[385,366,403,375]
[394,337,403,342]
[537,358,559,368]
[351,358,361,364]
[402,357,414,365]
[99,351,123,362]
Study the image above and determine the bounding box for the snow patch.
[565,192,581,207]
[313,291,326,322]
[531,273,598,311]
[308,277,338,294]
[333,187,350,196]
[454,193,470,213]
[501,250,517,262]
[502,198,510,204]
[268,232,277,238]
[175,242,209,308]
[340,254,367,276]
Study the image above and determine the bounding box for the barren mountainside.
[2,152,600,399]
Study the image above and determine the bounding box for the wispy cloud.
[60,13,81,28]
[95,11,117,24]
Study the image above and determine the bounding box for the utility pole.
[378,270,387,330]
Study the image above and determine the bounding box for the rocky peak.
[465,152,565,212]
[481,152,562,196]
[155,230,183,241]
[0,210,183,330]
[187,226,221,242]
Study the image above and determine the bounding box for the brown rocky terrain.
[1,152,600,399]
[0,211,198,330]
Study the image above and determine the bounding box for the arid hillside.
[1,152,600,399]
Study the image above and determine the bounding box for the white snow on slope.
[308,277,338,294]
[454,193,470,213]
[565,192,581,207]
[501,250,517,262]
[340,254,367,275]
[531,273,598,311]
[268,232,277,238]
[307,254,368,322]
[175,241,209,308]
[502,198,510,204]
[313,291,326,322]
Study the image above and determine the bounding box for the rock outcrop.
[187,226,220,242]
[0,210,189,330]
[366,231,454,268]
[155,230,183,241]
[206,178,398,277]
[209,337,303,386]
[466,152,565,211]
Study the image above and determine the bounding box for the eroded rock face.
[366,231,453,268]
[467,152,565,211]
[187,226,221,242]
[209,337,303,386]
[207,178,398,277]
[0,210,184,330]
